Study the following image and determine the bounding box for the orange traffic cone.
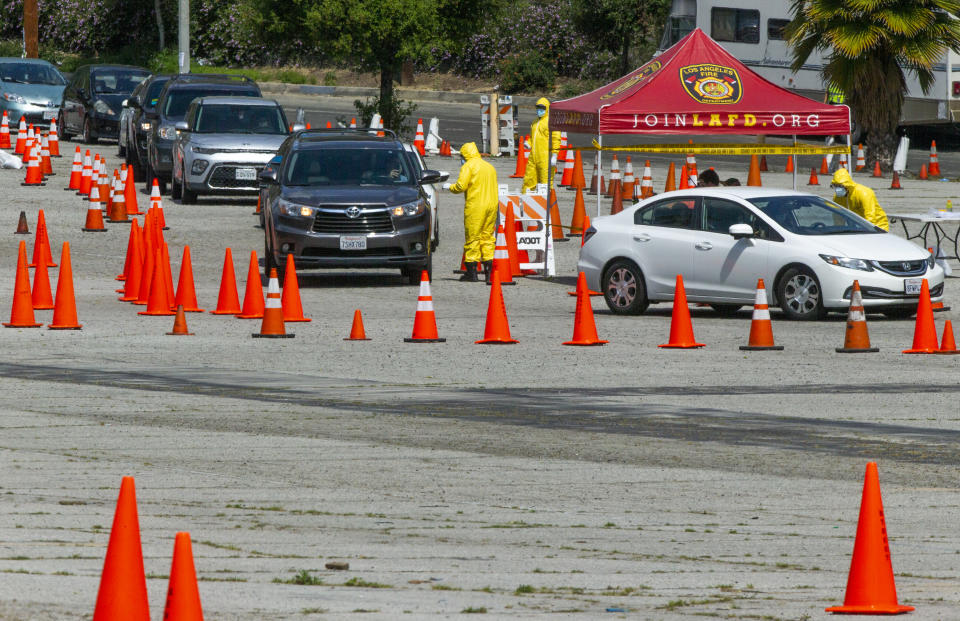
[413,118,426,155]
[563,272,608,346]
[678,163,689,190]
[161,532,204,619]
[48,117,60,156]
[119,231,144,302]
[92,477,150,621]
[808,168,819,185]
[0,110,10,148]
[620,156,635,198]
[281,253,311,322]
[109,175,129,223]
[836,281,879,353]
[610,182,623,215]
[39,134,53,176]
[918,163,928,180]
[606,164,621,205]
[13,116,25,154]
[839,152,848,169]
[937,319,959,354]
[488,223,515,285]
[236,250,265,319]
[903,279,938,353]
[134,240,156,306]
[568,187,586,237]
[78,150,93,195]
[125,165,141,215]
[639,160,654,198]
[587,154,603,195]
[150,179,168,229]
[138,248,175,316]
[502,203,525,278]
[548,188,566,241]
[759,154,768,172]
[784,155,794,173]
[66,146,82,190]
[855,143,866,171]
[117,219,140,281]
[21,143,43,186]
[4,241,42,328]
[344,309,371,340]
[746,154,762,187]
[30,253,54,310]
[659,274,704,348]
[890,170,902,190]
[476,271,518,344]
[252,268,294,338]
[404,271,445,342]
[605,155,619,197]
[210,248,242,314]
[31,209,56,268]
[872,161,883,178]
[166,305,194,335]
[82,185,108,232]
[820,156,829,175]
[48,242,82,330]
[739,279,782,351]
[510,135,528,178]
[173,245,204,312]
[664,161,676,192]
[15,210,29,234]
[559,147,574,186]
[825,463,914,614]
[929,140,940,176]
[570,149,586,190]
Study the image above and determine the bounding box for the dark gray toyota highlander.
[260,129,444,284]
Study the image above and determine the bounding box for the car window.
[143,78,169,111]
[163,88,258,120]
[701,197,779,240]
[194,104,285,134]
[747,195,882,235]
[0,62,65,85]
[634,197,698,229]
[91,70,148,94]
[284,147,415,187]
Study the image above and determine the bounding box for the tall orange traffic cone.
[903,279,938,353]
[117,219,140,281]
[820,156,829,175]
[15,210,29,234]
[678,163,690,190]
[138,248,175,316]
[210,248,242,314]
[4,241,42,328]
[510,135,528,178]
[236,250,265,319]
[31,209,56,268]
[252,268,294,338]
[928,140,940,176]
[21,143,43,185]
[559,147,574,186]
[0,110,10,148]
[836,281,879,353]
[47,117,60,156]
[134,239,156,306]
[66,146,82,190]
[620,156,635,198]
[610,182,624,215]
[503,204,525,277]
[48,242,82,329]
[125,165,141,215]
[606,163,621,205]
[588,154,604,195]
[109,175,129,223]
[173,245,204,312]
[150,179,168,229]
[92,477,150,621]
[784,155,794,173]
[739,279,782,351]
[758,154,768,172]
[570,149,586,190]
[872,161,883,178]
[890,170,902,190]
[404,271,445,342]
[40,134,53,176]
[344,309,371,340]
[476,271,518,344]
[918,163,928,180]
[937,319,959,354]
[563,272,608,346]
[639,160,654,198]
[119,231,144,302]
[166,305,194,335]
[825,462,914,614]
[659,274,704,348]
[30,252,54,310]
[568,186,586,237]
[78,150,93,195]
[605,155,619,197]
[664,161,676,192]
[839,152,848,169]
[855,143,866,171]
[161,532,204,619]
[746,154,762,187]
[488,224,515,285]
[13,116,25,154]
[413,118,426,156]
[808,167,819,185]
[281,253,311,322]
[548,188,566,241]
[82,185,108,232]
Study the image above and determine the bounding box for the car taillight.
[582,227,596,245]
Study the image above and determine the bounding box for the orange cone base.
[138,308,175,316]
[903,347,937,354]
[837,346,880,353]
[404,337,446,343]
[487,281,515,286]
[659,341,704,349]
[739,344,784,351]
[48,324,82,330]
[252,332,295,338]
[477,335,518,344]
[166,330,194,336]
[562,338,608,346]
[82,228,108,232]
[826,603,914,614]
[933,304,951,312]
[3,322,42,328]
[21,182,45,187]
[344,336,371,341]
[567,290,602,296]
[935,349,960,355]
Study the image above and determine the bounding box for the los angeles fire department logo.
[600,61,661,100]
[680,64,742,104]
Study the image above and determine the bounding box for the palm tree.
[786,0,960,167]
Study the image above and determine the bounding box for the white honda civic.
[577,187,945,320]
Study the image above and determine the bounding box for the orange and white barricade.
[497,187,556,276]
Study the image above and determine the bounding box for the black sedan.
[59,64,150,143]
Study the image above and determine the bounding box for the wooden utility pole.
[23,0,38,58]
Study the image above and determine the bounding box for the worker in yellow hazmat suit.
[830,168,889,230]
[522,97,562,193]
[443,142,498,281]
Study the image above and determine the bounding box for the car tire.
[118,133,126,157]
[403,254,432,285]
[126,148,142,179]
[431,218,439,252]
[602,259,649,315]
[58,116,72,141]
[170,174,182,200]
[882,307,916,320]
[82,116,97,144]
[709,304,742,316]
[264,237,282,280]
[181,185,197,204]
[777,266,827,320]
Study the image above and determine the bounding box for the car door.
[61,68,82,132]
[690,197,778,301]
[631,196,700,297]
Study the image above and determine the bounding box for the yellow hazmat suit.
[449,142,498,263]
[522,97,562,193]
[831,168,889,230]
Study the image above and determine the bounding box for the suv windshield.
[0,62,64,85]
[91,70,148,94]
[748,195,882,235]
[194,104,285,134]
[163,88,257,120]
[284,147,414,187]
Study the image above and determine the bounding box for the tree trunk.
[379,65,394,130]
[848,55,902,170]
[620,34,630,76]
[154,0,165,50]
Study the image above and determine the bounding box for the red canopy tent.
[550,28,850,137]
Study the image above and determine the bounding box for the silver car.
[171,96,290,203]
[0,58,65,129]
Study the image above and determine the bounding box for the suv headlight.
[191,159,208,175]
[391,199,426,217]
[277,198,315,218]
[819,254,873,271]
[93,99,115,116]
[2,92,25,104]
[159,124,178,140]
[140,120,152,131]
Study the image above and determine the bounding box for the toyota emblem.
[345,206,361,219]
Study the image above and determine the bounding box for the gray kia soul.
[259,129,446,284]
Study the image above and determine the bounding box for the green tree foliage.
[571,0,671,76]
[786,0,960,165]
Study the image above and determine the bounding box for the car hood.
[190,133,286,151]
[1,82,63,106]
[92,93,129,110]
[282,186,421,207]
[813,233,929,260]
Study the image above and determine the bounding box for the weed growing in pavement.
[432,584,460,591]
[514,584,535,594]
[274,570,323,586]
[342,577,391,588]
[462,607,487,614]
[301,608,328,615]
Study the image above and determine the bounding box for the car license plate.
[340,236,366,251]
[42,110,56,120]
[905,278,923,295]
[235,167,257,180]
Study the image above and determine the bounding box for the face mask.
[834,186,847,197]
[536,108,546,118]
[459,157,465,166]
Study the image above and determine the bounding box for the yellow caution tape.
[577,140,850,156]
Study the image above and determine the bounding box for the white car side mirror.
[729,223,754,239]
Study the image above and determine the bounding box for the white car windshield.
[284,148,414,186]
[747,195,882,235]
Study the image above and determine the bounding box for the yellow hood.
[831,167,855,189]
[460,141,480,160]
[536,97,550,111]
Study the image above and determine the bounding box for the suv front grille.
[872,259,927,276]
[312,208,394,234]
[208,165,263,189]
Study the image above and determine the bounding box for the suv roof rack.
[166,73,256,85]
[294,127,399,140]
